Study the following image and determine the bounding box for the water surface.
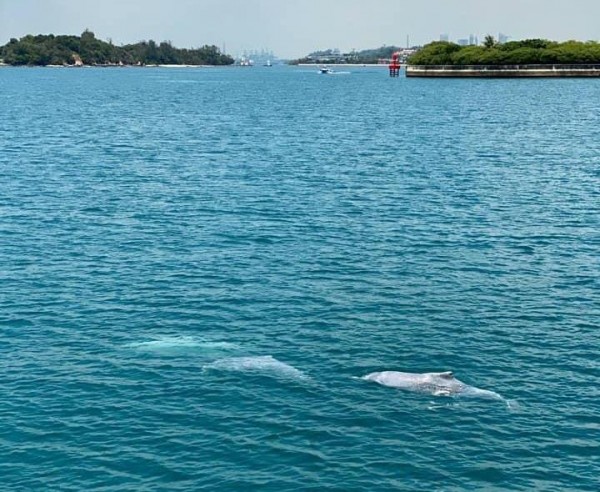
[1,66,599,491]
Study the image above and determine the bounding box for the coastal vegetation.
[408,38,600,65]
[290,46,406,65]
[0,30,234,66]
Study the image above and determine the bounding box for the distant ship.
[239,49,278,67]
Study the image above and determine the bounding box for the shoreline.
[1,63,388,69]
[406,64,600,78]
[0,63,229,69]
[297,63,388,68]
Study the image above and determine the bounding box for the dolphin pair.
[362,370,503,401]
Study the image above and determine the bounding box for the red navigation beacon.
[389,52,401,77]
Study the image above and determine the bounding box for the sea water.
[1,66,599,491]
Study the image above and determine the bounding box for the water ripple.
[0,67,599,490]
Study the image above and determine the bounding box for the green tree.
[483,35,496,48]
[408,41,461,65]
[0,32,236,66]
[408,38,600,66]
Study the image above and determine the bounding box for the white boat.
[319,66,333,74]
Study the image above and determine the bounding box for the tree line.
[408,38,600,66]
[0,30,234,66]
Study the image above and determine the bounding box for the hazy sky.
[1,0,599,58]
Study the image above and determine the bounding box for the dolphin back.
[362,371,425,389]
[362,370,505,403]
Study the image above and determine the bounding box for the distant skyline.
[1,0,599,58]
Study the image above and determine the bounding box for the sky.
[1,0,599,58]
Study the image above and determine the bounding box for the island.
[289,46,416,65]
[406,37,600,77]
[0,30,234,66]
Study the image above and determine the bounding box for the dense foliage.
[0,31,234,66]
[408,39,600,66]
[290,46,405,65]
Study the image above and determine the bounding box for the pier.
[406,64,600,77]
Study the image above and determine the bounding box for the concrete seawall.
[406,64,600,77]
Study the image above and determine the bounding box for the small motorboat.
[319,66,334,74]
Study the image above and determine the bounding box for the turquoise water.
[1,66,599,491]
